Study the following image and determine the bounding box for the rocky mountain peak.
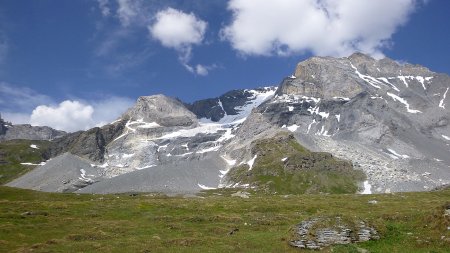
[278,52,440,101]
[123,94,198,127]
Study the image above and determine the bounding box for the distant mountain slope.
[6,53,450,194]
[0,115,66,142]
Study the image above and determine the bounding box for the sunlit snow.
[361,180,372,194]
[439,87,449,109]
[247,155,257,171]
[386,92,421,113]
[198,183,217,190]
[287,124,299,132]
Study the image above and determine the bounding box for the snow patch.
[439,87,449,109]
[442,135,450,141]
[122,153,135,159]
[335,114,341,122]
[221,155,236,166]
[387,148,410,159]
[377,77,400,92]
[218,99,226,115]
[333,97,350,101]
[361,181,372,194]
[318,111,329,119]
[157,144,168,152]
[386,92,421,113]
[288,106,294,112]
[136,165,156,170]
[136,122,160,129]
[306,119,317,134]
[20,162,46,166]
[247,155,257,171]
[79,169,94,182]
[351,63,382,89]
[196,145,221,154]
[198,183,217,190]
[398,76,409,87]
[397,76,433,89]
[281,157,288,162]
[287,124,299,132]
[30,144,39,149]
[175,152,193,157]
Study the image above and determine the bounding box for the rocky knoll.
[289,216,380,250]
[224,133,364,194]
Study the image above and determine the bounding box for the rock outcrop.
[289,216,380,250]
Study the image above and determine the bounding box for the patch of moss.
[227,132,365,194]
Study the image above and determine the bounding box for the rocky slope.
[6,53,450,194]
[226,53,450,193]
[0,115,66,142]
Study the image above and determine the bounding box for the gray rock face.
[187,89,269,121]
[290,216,380,249]
[48,120,126,162]
[78,152,226,194]
[123,94,198,127]
[225,52,450,193]
[0,123,66,142]
[6,153,103,192]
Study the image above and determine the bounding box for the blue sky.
[0,0,449,132]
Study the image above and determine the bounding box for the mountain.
[6,53,450,194]
[0,115,66,142]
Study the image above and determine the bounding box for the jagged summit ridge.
[280,53,438,102]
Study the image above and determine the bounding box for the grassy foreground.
[0,186,449,252]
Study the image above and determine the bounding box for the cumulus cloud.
[28,96,135,132]
[221,0,420,58]
[30,101,95,132]
[0,82,134,132]
[149,8,209,74]
[90,96,135,126]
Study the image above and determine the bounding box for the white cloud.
[149,8,209,74]
[28,96,135,132]
[150,8,207,49]
[0,83,134,132]
[221,0,420,58]
[116,0,147,27]
[184,64,217,76]
[90,96,135,126]
[30,101,95,132]
[195,64,209,76]
[97,0,111,17]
